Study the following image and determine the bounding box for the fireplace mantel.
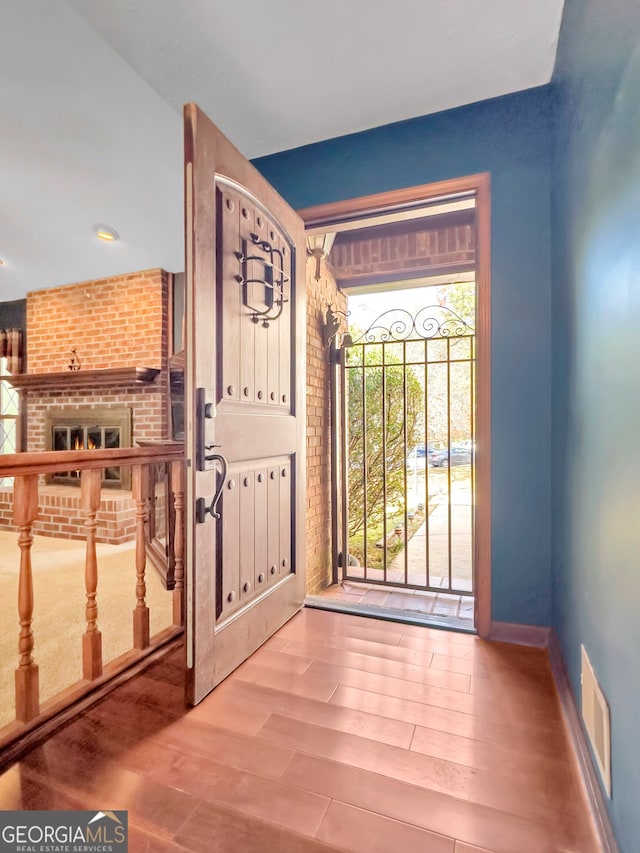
[2,367,161,391]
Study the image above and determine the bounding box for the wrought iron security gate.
[331,304,475,598]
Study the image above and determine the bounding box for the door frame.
[298,173,491,637]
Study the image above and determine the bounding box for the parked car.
[429,447,472,467]
[406,444,437,468]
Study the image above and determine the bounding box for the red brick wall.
[305,259,346,595]
[329,215,475,285]
[0,486,136,545]
[26,269,166,373]
[24,269,169,452]
[26,387,167,454]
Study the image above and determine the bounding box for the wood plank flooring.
[0,608,600,852]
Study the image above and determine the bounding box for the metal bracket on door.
[196,387,217,471]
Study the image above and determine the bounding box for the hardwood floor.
[0,608,599,852]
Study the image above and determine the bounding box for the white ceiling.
[0,0,565,302]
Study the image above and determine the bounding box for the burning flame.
[74,435,97,450]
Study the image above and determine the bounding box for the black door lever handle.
[196,453,228,523]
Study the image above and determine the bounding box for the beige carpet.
[0,531,174,728]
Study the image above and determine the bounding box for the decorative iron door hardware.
[236,233,289,327]
[196,387,217,471]
[196,452,228,523]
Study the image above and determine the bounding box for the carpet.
[0,531,174,728]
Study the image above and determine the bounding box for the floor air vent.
[581,645,611,797]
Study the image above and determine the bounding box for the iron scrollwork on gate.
[347,305,474,346]
[235,232,289,327]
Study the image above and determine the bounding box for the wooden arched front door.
[184,103,306,704]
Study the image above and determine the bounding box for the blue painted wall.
[551,1,640,849]
[255,88,554,626]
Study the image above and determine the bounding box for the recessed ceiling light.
[94,224,119,242]
[0,258,4,266]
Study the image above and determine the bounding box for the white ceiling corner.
[0,0,565,301]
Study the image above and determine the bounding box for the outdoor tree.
[346,343,423,536]
[415,282,475,446]
[438,280,475,326]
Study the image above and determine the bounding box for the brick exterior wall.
[329,215,475,286]
[305,259,346,595]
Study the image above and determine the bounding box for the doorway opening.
[334,275,475,628]
[300,176,491,634]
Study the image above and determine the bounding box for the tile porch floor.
[310,470,475,630]
[309,580,474,630]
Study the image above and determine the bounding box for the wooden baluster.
[81,468,103,680]
[171,460,185,626]
[14,475,40,722]
[132,464,150,649]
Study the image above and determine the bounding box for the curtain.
[0,329,23,374]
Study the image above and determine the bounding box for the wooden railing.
[0,444,184,757]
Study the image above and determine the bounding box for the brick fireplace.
[0,268,170,543]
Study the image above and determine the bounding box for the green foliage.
[440,280,475,327]
[347,509,425,570]
[347,344,422,536]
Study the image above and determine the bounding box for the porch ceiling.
[329,210,476,289]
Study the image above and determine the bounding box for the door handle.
[196,387,217,471]
[196,452,228,523]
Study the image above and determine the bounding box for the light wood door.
[184,103,306,704]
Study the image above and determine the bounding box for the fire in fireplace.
[45,407,132,488]
[53,425,120,453]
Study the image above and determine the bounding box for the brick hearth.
[0,485,136,545]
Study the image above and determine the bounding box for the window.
[0,358,19,484]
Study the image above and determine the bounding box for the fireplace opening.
[45,407,132,489]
